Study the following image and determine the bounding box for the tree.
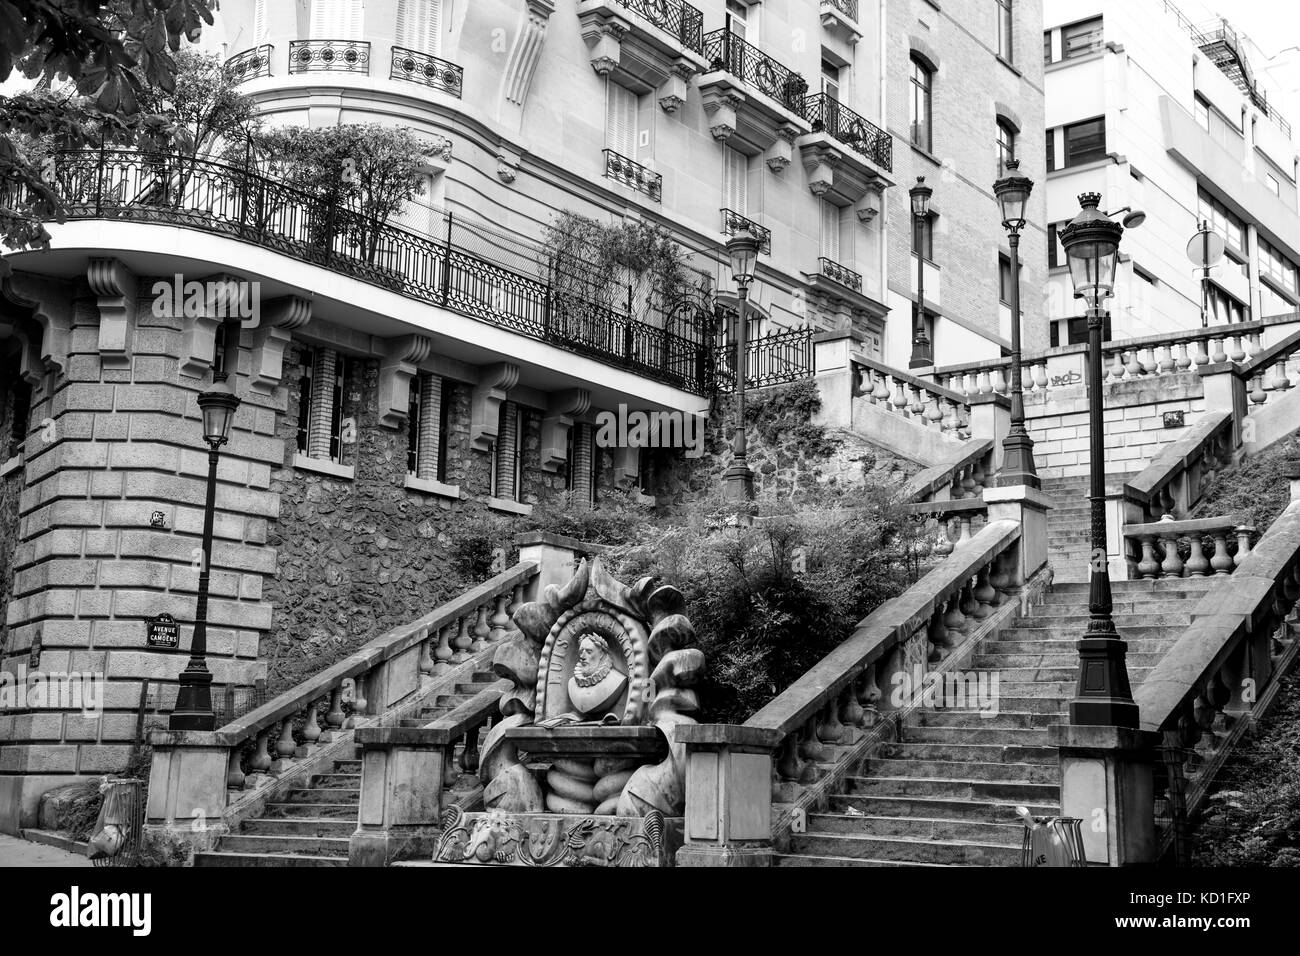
[0,0,215,267]
[139,48,260,160]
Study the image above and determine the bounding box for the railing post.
[676,725,780,867]
[441,211,453,305]
[1049,725,1158,865]
[350,725,450,866]
[143,730,233,855]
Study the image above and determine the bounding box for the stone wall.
[0,350,23,656]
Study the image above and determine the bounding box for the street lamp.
[908,176,934,368]
[170,371,241,731]
[723,224,761,502]
[993,159,1038,489]
[1058,192,1137,729]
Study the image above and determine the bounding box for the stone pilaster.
[415,372,443,480]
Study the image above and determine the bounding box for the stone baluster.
[1193,335,1211,367]
[959,579,980,621]
[872,370,891,405]
[950,468,964,500]
[1192,682,1224,760]
[940,397,960,434]
[226,749,245,790]
[1246,331,1263,361]
[325,686,345,731]
[1176,708,1200,777]
[1228,334,1247,364]
[1157,344,1175,373]
[1269,357,1293,391]
[1137,535,1161,578]
[973,566,998,614]
[839,682,865,732]
[927,606,951,662]
[907,384,925,418]
[471,604,491,652]
[775,733,802,783]
[974,368,990,394]
[443,745,460,788]
[271,714,296,773]
[1210,531,1234,574]
[960,465,977,498]
[991,366,1008,395]
[1234,527,1253,568]
[299,700,323,756]
[509,581,526,616]
[1107,349,1125,383]
[890,377,909,415]
[353,671,369,718]
[943,592,966,647]
[246,731,273,786]
[956,514,973,546]
[988,551,1010,596]
[1210,335,1228,364]
[935,518,955,556]
[857,667,881,728]
[924,395,944,429]
[434,623,454,672]
[1175,341,1192,371]
[970,458,987,494]
[1125,349,1143,379]
[490,593,511,642]
[816,698,845,745]
[1159,529,1184,578]
[418,628,436,681]
[798,720,830,767]
[1185,534,1210,576]
[460,725,481,773]
[452,615,472,663]
[1032,361,1048,391]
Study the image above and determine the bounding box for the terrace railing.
[720,208,772,254]
[611,0,705,55]
[223,45,273,83]
[36,150,715,393]
[287,39,371,75]
[702,28,809,117]
[816,256,862,292]
[805,93,892,171]
[390,46,464,97]
[603,148,663,201]
[712,326,815,392]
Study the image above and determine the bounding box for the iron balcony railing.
[288,39,371,75]
[702,28,809,117]
[720,208,772,255]
[614,0,705,55]
[817,256,862,292]
[822,0,859,21]
[712,326,816,392]
[390,46,464,97]
[33,150,716,394]
[804,93,893,172]
[603,149,662,201]
[224,45,274,84]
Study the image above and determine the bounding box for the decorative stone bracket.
[470,362,521,452]
[2,271,73,380]
[377,334,434,429]
[86,257,137,371]
[501,0,557,108]
[701,86,744,143]
[248,296,312,395]
[699,72,811,156]
[578,2,707,107]
[798,140,891,207]
[539,388,592,472]
[497,144,521,184]
[178,273,250,379]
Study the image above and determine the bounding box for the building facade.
[1043,0,1300,345]
[0,0,1042,831]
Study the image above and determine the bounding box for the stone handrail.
[1123,409,1235,522]
[901,437,996,504]
[1236,328,1300,411]
[900,498,988,557]
[1124,514,1252,580]
[1134,500,1300,837]
[742,519,1024,843]
[852,353,979,441]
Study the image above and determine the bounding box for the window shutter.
[253,0,266,41]
[723,146,747,214]
[606,83,637,157]
[311,1,362,40]
[396,0,441,55]
[820,200,840,261]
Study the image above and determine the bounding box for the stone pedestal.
[968,394,1011,473]
[515,531,598,602]
[1048,724,1157,866]
[143,730,233,852]
[983,484,1053,583]
[350,725,450,867]
[675,724,780,867]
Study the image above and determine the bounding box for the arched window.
[909,55,933,151]
[996,118,1017,176]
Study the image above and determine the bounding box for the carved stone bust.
[566,634,628,720]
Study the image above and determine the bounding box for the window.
[564,424,596,506]
[909,56,933,151]
[725,0,755,43]
[1267,173,1281,196]
[310,0,363,39]
[1042,31,1052,65]
[6,378,31,461]
[821,58,841,100]
[1047,222,1069,268]
[997,118,1017,176]
[1062,17,1102,59]
[491,401,525,502]
[296,347,352,465]
[820,199,841,262]
[1050,315,1111,347]
[396,0,442,55]
[1046,130,1055,171]
[407,373,452,481]
[606,82,639,158]
[1206,284,1248,325]
[722,145,748,215]
[252,0,267,41]
[1198,189,1245,256]
[1194,94,1211,132]
[1062,117,1105,167]
[1260,237,1299,296]
[999,253,1013,304]
[997,0,1014,62]
[912,212,935,261]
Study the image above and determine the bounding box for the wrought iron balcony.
[611,0,705,55]
[224,45,273,84]
[711,326,815,392]
[720,209,772,255]
[817,257,862,292]
[822,0,859,20]
[701,29,809,117]
[804,93,892,172]
[288,39,371,75]
[390,46,464,97]
[603,149,662,201]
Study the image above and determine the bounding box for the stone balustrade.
[143,562,537,852]
[1122,409,1235,525]
[852,355,971,441]
[1236,328,1300,413]
[1124,514,1253,580]
[899,497,989,557]
[901,439,997,506]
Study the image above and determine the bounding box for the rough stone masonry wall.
[0,350,23,656]
[1023,371,1207,479]
[0,275,276,830]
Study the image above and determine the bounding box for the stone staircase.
[775,575,1214,866]
[193,667,500,867]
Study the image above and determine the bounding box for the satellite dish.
[1122,209,1147,229]
[1187,228,1225,268]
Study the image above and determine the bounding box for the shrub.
[1194,435,1300,532]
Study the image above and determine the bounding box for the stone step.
[1003,614,1190,631]
[218,834,351,856]
[194,851,347,867]
[977,681,1074,698]
[334,759,362,772]
[878,741,1057,764]
[973,644,1168,660]
[956,665,1079,681]
[901,724,1053,745]
[828,793,1059,822]
[977,696,1066,714]
[787,831,1022,865]
[860,758,1058,784]
[1033,597,1210,615]
[911,710,1063,729]
[807,812,1026,845]
[997,624,1185,641]
[265,801,358,819]
[843,775,1059,802]
[310,773,360,787]
[773,852,948,867]
[282,787,360,804]
[1048,579,1218,595]
[240,817,356,838]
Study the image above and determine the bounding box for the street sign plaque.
[146,613,180,649]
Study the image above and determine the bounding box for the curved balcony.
[287,39,371,75]
[35,150,714,395]
[390,46,464,98]
[223,45,274,83]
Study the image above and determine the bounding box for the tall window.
[407,373,452,482]
[1042,31,1052,65]
[725,0,755,43]
[296,347,351,465]
[396,0,442,55]
[996,118,1017,176]
[1260,237,1299,296]
[1047,222,1068,268]
[310,0,363,39]
[722,145,748,215]
[606,82,639,157]
[1061,117,1105,166]
[909,55,933,151]
[1046,130,1055,171]
[997,0,1014,62]
[1194,94,1211,132]
[820,199,841,262]
[821,57,841,100]
[1062,17,1102,59]
[491,402,525,502]
[1198,189,1245,257]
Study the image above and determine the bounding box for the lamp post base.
[170,665,216,732]
[723,460,755,502]
[1068,636,1140,729]
[998,428,1040,489]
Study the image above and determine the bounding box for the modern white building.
[1043,0,1300,345]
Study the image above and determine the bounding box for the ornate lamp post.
[993,159,1039,488]
[908,176,934,368]
[1058,192,1137,729]
[170,372,241,731]
[723,224,761,502]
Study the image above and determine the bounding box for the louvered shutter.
[253,0,266,41]
[606,83,637,157]
[311,0,362,40]
[820,200,840,261]
[723,146,747,215]
[396,0,441,55]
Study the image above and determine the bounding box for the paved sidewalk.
[0,833,92,867]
